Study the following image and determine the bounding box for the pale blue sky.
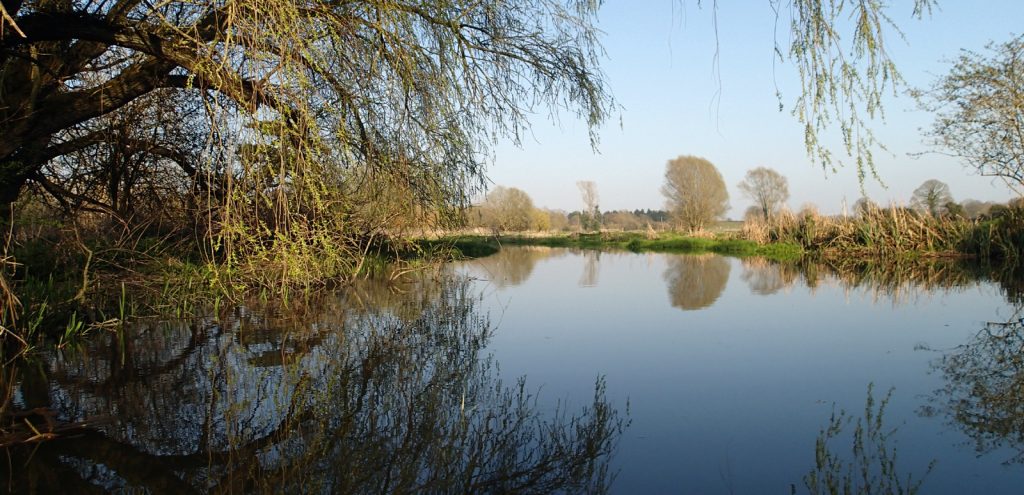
[486,1,1022,217]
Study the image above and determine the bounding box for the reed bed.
[744,203,1024,261]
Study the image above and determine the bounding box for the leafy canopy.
[917,34,1024,191]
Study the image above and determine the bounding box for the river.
[6,246,1024,493]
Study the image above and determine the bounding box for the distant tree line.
[465,185,670,233]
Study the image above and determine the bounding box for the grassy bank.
[427,232,803,261]
[6,204,1021,354]
[1,233,472,354]
[431,203,1024,265]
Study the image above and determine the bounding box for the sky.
[484,1,1023,218]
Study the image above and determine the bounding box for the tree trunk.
[0,160,30,226]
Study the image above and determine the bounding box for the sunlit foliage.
[662,155,729,231]
[917,34,1024,189]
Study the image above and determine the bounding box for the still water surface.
[7,246,1024,493]
[453,247,1024,493]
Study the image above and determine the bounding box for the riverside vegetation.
[4,196,1023,355]
[0,0,994,352]
[3,0,1023,492]
[436,197,1024,265]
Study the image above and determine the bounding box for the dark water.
[5,247,1024,493]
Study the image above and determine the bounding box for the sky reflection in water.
[455,247,1024,494]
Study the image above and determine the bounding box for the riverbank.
[425,206,1024,265]
[5,208,1020,352]
[422,232,804,261]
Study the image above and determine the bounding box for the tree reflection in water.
[740,257,800,295]
[579,250,600,288]
[4,275,626,493]
[465,245,564,289]
[663,254,731,311]
[925,303,1024,463]
[740,256,1007,307]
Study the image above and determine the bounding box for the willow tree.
[780,0,935,182]
[0,0,938,235]
[0,0,612,243]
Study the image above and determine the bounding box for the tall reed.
[744,203,1007,258]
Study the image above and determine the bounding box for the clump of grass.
[741,216,771,244]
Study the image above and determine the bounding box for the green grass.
[623,235,802,260]
[432,232,803,261]
[415,238,501,259]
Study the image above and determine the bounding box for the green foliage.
[917,34,1024,188]
[960,204,1024,263]
[474,232,802,261]
[787,0,936,182]
[579,209,603,233]
[416,237,501,259]
[1,0,615,347]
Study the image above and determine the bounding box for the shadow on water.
[1,275,627,493]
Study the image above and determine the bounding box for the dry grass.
[742,203,974,257]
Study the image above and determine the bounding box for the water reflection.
[468,247,1020,314]
[4,276,625,493]
[736,256,1013,307]
[579,250,601,287]
[805,385,932,495]
[662,254,731,310]
[925,303,1024,463]
[820,258,985,304]
[987,262,1024,306]
[740,257,800,295]
[469,245,564,288]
